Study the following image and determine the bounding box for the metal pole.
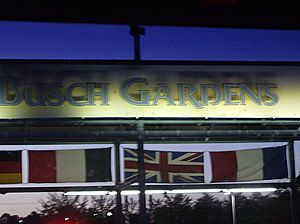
[288,141,298,224]
[124,195,130,224]
[231,193,236,224]
[114,140,123,224]
[130,25,145,62]
[137,121,148,224]
[149,195,155,224]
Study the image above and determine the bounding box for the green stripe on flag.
[85,148,112,182]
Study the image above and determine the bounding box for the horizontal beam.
[0,186,115,194]
[1,129,300,139]
[0,182,290,194]
[1,118,300,126]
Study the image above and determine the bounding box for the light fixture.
[64,191,113,196]
[145,190,166,195]
[223,188,277,193]
[64,187,277,196]
[121,190,140,195]
[165,189,223,194]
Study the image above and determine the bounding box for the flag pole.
[130,25,148,224]
[288,141,298,224]
[231,193,237,224]
[137,120,148,224]
[114,140,123,224]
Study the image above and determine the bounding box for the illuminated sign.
[0,63,299,118]
[0,76,278,107]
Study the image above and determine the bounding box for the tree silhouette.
[153,194,193,224]
[259,190,291,224]
[192,193,231,224]
[235,193,263,224]
[88,195,115,224]
[38,193,90,224]
[0,213,20,224]
[121,197,139,224]
[89,195,115,217]
[127,197,138,214]
[22,211,42,224]
[39,193,88,216]
[0,190,295,224]
[234,191,291,224]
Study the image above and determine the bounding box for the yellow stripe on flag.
[0,173,22,184]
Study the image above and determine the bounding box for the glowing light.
[223,188,277,193]
[107,212,113,217]
[64,187,277,196]
[145,190,166,195]
[121,190,140,195]
[166,189,223,194]
[64,217,70,221]
[64,191,112,196]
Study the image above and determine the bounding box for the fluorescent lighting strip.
[121,190,140,195]
[64,191,116,196]
[64,188,277,196]
[223,188,277,193]
[165,189,223,194]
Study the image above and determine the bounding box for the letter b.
[0,76,22,105]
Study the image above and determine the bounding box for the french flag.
[210,145,288,182]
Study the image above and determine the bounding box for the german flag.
[0,151,22,184]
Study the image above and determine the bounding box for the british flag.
[124,148,204,183]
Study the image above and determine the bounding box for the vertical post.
[288,141,298,224]
[137,120,148,224]
[149,195,155,224]
[124,195,130,224]
[231,193,236,224]
[114,140,123,224]
[130,25,145,62]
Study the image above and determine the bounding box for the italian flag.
[28,148,112,183]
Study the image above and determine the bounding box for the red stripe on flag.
[125,160,138,169]
[211,151,237,182]
[29,151,56,183]
[125,161,203,173]
[0,161,21,173]
[160,152,169,182]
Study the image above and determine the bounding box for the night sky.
[0,21,300,61]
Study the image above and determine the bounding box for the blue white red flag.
[124,148,204,183]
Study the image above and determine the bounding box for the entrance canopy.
[0,60,299,194]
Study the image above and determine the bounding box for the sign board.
[0,62,299,118]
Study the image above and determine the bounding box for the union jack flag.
[124,148,204,183]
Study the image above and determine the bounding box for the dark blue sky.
[0,21,300,61]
